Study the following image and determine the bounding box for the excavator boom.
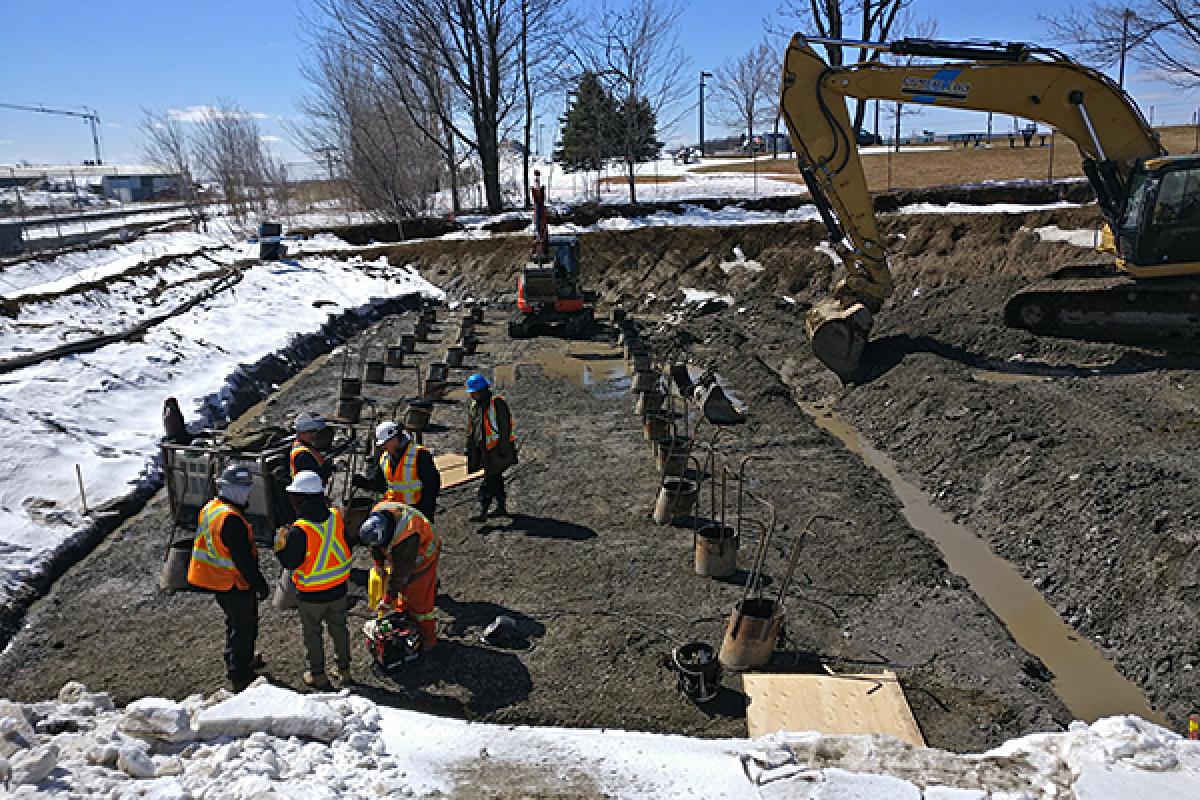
[779,34,1200,380]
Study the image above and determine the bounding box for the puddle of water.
[970,370,1052,385]
[495,343,629,395]
[800,402,1165,725]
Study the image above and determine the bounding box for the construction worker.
[290,411,334,483]
[187,465,269,692]
[464,373,516,522]
[358,501,441,649]
[273,470,352,689]
[353,420,441,521]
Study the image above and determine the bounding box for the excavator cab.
[509,235,594,339]
[1117,158,1200,271]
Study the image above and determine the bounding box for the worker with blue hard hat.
[464,372,517,522]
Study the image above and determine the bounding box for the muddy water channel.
[493,342,630,394]
[801,401,1165,725]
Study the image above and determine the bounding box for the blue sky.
[1,0,1197,167]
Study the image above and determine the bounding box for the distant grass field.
[692,126,1200,191]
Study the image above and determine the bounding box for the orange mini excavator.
[508,170,595,339]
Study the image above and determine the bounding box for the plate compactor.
[508,171,595,340]
[364,612,423,675]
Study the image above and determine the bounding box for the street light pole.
[1118,8,1133,88]
[699,71,712,156]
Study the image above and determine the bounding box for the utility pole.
[698,71,712,156]
[1118,8,1133,88]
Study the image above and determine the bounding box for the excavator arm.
[779,34,1166,380]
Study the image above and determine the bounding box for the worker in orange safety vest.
[465,373,516,522]
[358,500,441,649]
[353,420,440,520]
[188,465,270,691]
[290,410,335,483]
[273,470,352,689]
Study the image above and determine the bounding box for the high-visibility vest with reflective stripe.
[290,440,325,477]
[483,395,516,451]
[381,443,426,504]
[291,509,350,592]
[188,498,256,591]
[371,500,440,576]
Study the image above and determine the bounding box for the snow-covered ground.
[1,681,1197,798]
[0,228,440,617]
[1031,224,1103,248]
[21,206,197,243]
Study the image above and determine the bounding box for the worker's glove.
[255,584,269,602]
[351,474,370,490]
[272,527,288,553]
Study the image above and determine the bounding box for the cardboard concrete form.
[743,670,925,747]
[434,453,483,488]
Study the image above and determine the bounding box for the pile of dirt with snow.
[1,681,1196,798]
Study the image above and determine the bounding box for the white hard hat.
[286,470,325,495]
[217,465,254,505]
[293,411,327,433]
[375,420,401,446]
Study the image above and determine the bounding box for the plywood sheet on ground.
[434,453,482,488]
[743,670,925,747]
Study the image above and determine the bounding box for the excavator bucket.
[670,362,695,395]
[694,382,745,425]
[805,300,873,383]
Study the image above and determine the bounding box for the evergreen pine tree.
[553,72,619,173]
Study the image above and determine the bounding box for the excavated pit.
[2,187,1196,751]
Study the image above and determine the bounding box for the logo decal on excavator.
[902,69,970,103]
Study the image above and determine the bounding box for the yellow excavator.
[779,34,1200,380]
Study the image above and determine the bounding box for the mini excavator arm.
[779,34,1166,380]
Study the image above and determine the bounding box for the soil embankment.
[4,190,1195,750]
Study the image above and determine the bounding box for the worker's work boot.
[331,665,352,686]
[302,670,331,690]
[230,673,255,693]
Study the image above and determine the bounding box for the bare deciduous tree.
[295,39,442,221]
[569,0,689,204]
[775,0,911,131]
[714,41,776,156]
[140,108,205,226]
[188,99,271,224]
[1043,0,1200,87]
[322,0,526,214]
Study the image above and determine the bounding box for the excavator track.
[1004,264,1200,344]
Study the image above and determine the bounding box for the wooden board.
[743,670,925,747]
[434,453,483,488]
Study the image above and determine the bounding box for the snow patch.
[2,684,1198,797]
[720,245,766,274]
[0,230,442,617]
[814,240,843,266]
[680,288,734,307]
[1031,224,1102,248]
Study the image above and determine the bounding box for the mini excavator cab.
[508,172,594,339]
